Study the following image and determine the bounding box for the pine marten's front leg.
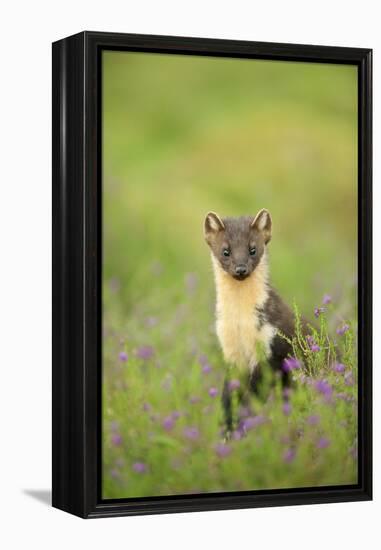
[221,356,292,437]
[221,377,234,434]
[221,365,264,436]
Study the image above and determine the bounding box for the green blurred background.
[102,51,358,498]
[103,51,357,316]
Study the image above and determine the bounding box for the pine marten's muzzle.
[234,264,249,280]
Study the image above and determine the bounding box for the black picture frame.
[52,31,372,519]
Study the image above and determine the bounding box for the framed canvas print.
[52,31,372,518]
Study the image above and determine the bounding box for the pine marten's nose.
[235,265,248,276]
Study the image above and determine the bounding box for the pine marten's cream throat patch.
[211,253,276,372]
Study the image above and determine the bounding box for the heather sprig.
[282,302,350,378]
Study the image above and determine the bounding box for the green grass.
[102,51,358,498]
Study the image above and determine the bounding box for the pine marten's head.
[203,209,272,281]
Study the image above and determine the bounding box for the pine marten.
[204,209,300,432]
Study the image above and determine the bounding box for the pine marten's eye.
[249,246,257,256]
[222,248,230,257]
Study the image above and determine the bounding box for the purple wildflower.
[282,357,301,373]
[322,294,332,305]
[162,416,175,431]
[282,402,292,416]
[315,379,333,398]
[132,462,147,473]
[307,414,320,425]
[136,345,154,360]
[344,372,354,386]
[208,387,218,398]
[336,323,349,336]
[171,410,181,420]
[242,415,266,432]
[111,433,122,447]
[241,417,257,431]
[199,354,212,373]
[317,437,331,449]
[232,429,244,441]
[119,351,128,362]
[333,362,346,374]
[110,468,120,479]
[142,402,151,412]
[189,396,201,404]
[314,307,325,318]
[214,443,232,458]
[283,448,296,463]
[306,335,320,352]
[228,379,241,392]
[183,426,200,440]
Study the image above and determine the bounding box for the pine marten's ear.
[251,209,272,244]
[204,212,225,241]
